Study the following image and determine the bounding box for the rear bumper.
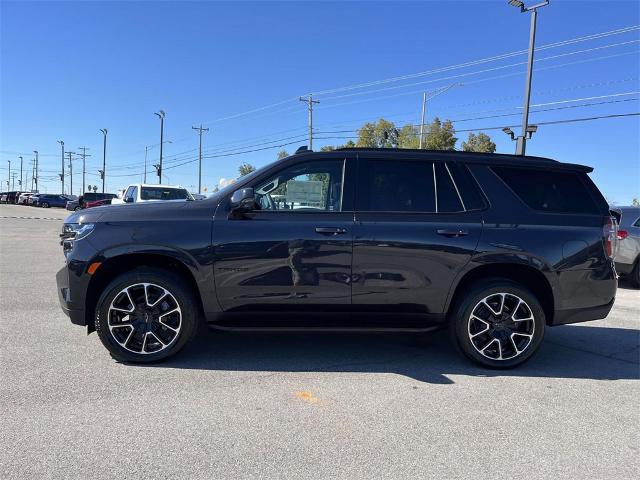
[552,297,615,326]
[615,261,634,275]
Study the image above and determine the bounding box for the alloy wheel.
[108,282,182,354]
[467,293,535,361]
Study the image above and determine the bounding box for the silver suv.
[611,206,640,287]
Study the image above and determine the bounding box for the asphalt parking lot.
[1,204,638,479]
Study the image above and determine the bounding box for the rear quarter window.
[492,166,602,215]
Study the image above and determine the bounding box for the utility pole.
[7,160,10,191]
[192,125,209,194]
[77,147,91,194]
[508,0,549,155]
[66,152,76,196]
[144,145,149,184]
[154,110,165,184]
[99,129,107,192]
[11,172,17,190]
[33,150,39,192]
[299,95,320,150]
[418,83,461,149]
[18,156,23,191]
[57,140,64,194]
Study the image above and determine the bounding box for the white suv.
[111,184,193,205]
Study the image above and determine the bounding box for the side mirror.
[124,197,133,203]
[229,188,255,213]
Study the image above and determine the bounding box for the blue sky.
[1,0,639,203]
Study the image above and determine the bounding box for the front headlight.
[61,223,95,242]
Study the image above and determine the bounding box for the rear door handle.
[437,229,469,238]
[315,227,347,235]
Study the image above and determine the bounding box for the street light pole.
[33,151,38,192]
[508,0,549,155]
[418,83,461,149]
[18,156,23,191]
[7,160,10,191]
[144,145,149,183]
[66,151,75,196]
[57,140,65,194]
[99,129,108,192]
[154,110,165,184]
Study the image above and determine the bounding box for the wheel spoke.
[469,316,490,338]
[107,282,182,355]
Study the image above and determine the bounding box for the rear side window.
[364,160,435,212]
[448,163,486,210]
[140,187,189,200]
[493,167,600,214]
[434,163,464,212]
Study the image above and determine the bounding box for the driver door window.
[253,160,344,212]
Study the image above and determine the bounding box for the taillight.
[603,216,617,258]
[617,230,629,240]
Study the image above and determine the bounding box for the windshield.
[140,187,191,201]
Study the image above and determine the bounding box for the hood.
[64,199,197,224]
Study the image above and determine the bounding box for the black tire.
[630,260,640,289]
[41,202,49,208]
[449,279,545,368]
[74,206,82,211]
[94,267,200,363]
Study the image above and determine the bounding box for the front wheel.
[41,202,49,208]
[450,279,545,368]
[74,206,82,211]
[95,268,199,363]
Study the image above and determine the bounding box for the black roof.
[292,147,592,172]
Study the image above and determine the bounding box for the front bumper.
[56,265,87,326]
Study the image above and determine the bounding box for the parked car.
[66,199,81,211]
[18,193,34,205]
[56,148,617,368]
[111,184,192,205]
[191,193,207,200]
[85,198,112,209]
[2,191,20,204]
[34,194,74,208]
[610,206,640,287]
[27,194,40,206]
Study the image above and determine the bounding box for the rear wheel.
[95,268,199,363]
[630,260,640,289]
[74,206,82,211]
[450,279,545,368]
[41,202,49,208]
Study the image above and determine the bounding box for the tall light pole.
[299,95,319,150]
[154,110,165,184]
[99,129,108,192]
[7,160,10,191]
[57,140,65,194]
[18,156,23,191]
[192,125,209,194]
[66,151,76,196]
[508,0,549,155]
[418,83,461,149]
[33,150,38,192]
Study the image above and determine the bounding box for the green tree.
[238,162,256,177]
[461,132,496,153]
[356,119,398,148]
[424,117,457,150]
[277,149,289,160]
[320,145,335,152]
[397,124,420,149]
[632,198,640,207]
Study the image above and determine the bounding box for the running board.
[207,324,442,333]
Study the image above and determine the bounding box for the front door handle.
[315,227,347,235]
[437,229,469,238]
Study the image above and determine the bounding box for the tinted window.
[493,167,600,214]
[140,187,189,200]
[435,163,464,212]
[448,163,486,210]
[253,159,344,211]
[363,160,435,212]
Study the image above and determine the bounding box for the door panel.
[352,212,482,313]
[214,212,353,312]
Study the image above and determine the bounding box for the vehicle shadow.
[138,323,640,384]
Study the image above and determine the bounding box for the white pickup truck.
[111,184,193,205]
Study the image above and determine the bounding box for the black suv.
[56,148,617,367]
